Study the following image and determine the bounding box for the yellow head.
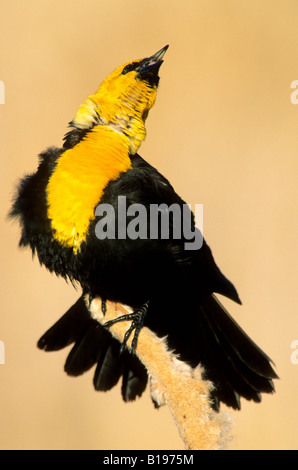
[71,45,169,154]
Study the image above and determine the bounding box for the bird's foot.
[101,298,107,316]
[103,301,149,354]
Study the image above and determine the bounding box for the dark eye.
[122,62,139,75]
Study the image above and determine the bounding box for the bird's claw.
[103,301,149,354]
[101,298,107,316]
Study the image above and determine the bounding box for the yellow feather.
[48,56,159,251]
[73,64,157,154]
[47,126,132,251]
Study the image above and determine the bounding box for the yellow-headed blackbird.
[10,45,277,411]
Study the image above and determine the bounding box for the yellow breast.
[47,126,132,251]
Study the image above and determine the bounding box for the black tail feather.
[64,325,106,377]
[197,295,277,410]
[37,294,277,411]
[37,297,91,351]
[121,352,148,401]
[37,296,148,400]
[93,341,123,391]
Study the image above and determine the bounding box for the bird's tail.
[37,297,148,402]
[37,295,278,411]
[185,295,278,410]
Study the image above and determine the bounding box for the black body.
[10,145,277,411]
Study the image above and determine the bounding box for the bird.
[10,45,278,411]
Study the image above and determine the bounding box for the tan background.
[1,0,298,450]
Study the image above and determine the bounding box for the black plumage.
[11,149,277,411]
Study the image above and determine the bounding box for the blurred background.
[1,0,298,450]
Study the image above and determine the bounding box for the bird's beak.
[136,45,169,84]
